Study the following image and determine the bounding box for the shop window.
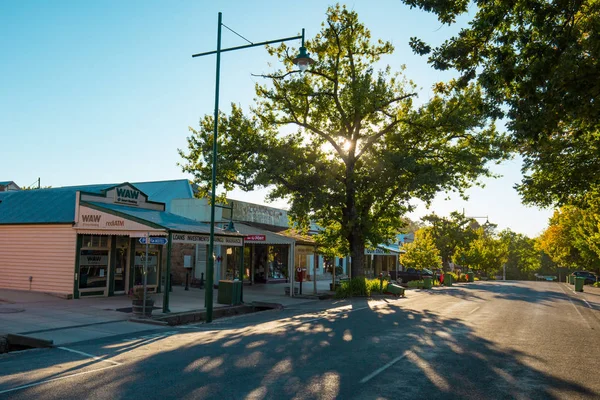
[79,249,109,289]
[268,245,288,279]
[81,234,109,249]
[134,244,160,287]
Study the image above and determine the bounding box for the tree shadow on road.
[9,295,597,400]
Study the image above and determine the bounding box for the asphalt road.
[1,281,599,399]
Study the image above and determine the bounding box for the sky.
[0,0,553,237]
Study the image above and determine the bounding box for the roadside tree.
[179,4,510,277]
[404,0,600,207]
[400,228,442,270]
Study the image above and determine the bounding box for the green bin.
[569,275,575,285]
[467,271,475,282]
[423,277,433,289]
[444,274,453,287]
[217,280,242,305]
[574,277,585,292]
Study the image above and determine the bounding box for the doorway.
[114,236,129,294]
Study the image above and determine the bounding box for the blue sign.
[139,237,168,245]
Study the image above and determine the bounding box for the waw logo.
[81,214,101,223]
[116,188,140,199]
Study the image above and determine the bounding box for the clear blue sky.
[0,0,552,237]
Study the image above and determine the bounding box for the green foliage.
[444,271,458,282]
[453,227,508,276]
[400,228,442,270]
[179,4,510,278]
[335,277,389,298]
[407,280,424,289]
[499,229,542,280]
[594,282,600,288]
[404,0,600,207]
[537,203,600,272]
[421,211,480,268]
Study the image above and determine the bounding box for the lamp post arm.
[192,34,303,58]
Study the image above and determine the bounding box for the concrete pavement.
[1,281,599,399]
[0,281,333,346]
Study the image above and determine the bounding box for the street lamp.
[192,12,313,323]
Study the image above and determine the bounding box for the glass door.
[114,236,129,294]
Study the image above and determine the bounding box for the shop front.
[234,223,295,284]
[73,184,244,299]
[365,247,400,278]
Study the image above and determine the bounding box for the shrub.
[408,280,424,289]
[335,277,391,298]
[594,282,600,288]
[474,277,480,281]
[445,272,459,282]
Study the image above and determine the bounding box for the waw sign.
[111,185,144,206]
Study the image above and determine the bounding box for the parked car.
[389,268,433,284]
[571,271,598,285]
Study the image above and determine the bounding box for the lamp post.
[192,12,313,323]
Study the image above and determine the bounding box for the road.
[1,281,599,399]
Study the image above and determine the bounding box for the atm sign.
[245,235,266,241]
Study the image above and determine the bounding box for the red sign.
[245,235,266,241]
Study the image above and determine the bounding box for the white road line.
[57,347,122,366]
[559,285,593,330]
[360,351,411,384]
[583,299,594,310]
[0,364,119,395]
[468,307,480,315]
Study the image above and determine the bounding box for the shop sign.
[245,234,266,241]
[296,245,314,255]
[172,233,243,246]
[114,187,142,206]
[365,248,396,255]
[80,255,109,266]
[77,206,155,231]
[135,255,158,267]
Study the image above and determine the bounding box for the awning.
[77,202,243,246]
[234,223,295,245]
[76,229,166,237]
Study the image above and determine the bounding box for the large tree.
[400,228,442,270]
[179,4,509,277]
[405,0,600,207]
[499,229,541,280]
[453,227,508,277]
[421,211,479,269]
[537,202,600,272]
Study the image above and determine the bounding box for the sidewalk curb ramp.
[0,333,54,354]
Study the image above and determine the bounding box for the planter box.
[132,299,155,317]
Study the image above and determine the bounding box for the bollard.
[185,272,190,291]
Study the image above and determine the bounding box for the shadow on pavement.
[7,293,596,400]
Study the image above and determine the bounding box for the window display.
[79,249,109,289]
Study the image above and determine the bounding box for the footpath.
[0,281,332,348]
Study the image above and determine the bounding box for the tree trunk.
[349,230,366,278]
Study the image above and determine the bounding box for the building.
[0,181,242,298]
[0,181,20,192]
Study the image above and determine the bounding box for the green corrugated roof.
[0,187,95,224]
[0,180,194,225]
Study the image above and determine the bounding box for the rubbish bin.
[444,274,453,287]
[217,280,242,305]
[467,271,475,282]
[574,277,585,292]
[423,276,433,289]
[569,275,575,285]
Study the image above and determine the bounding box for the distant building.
[0,181,20,192]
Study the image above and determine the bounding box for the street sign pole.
[142,232,149,318]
